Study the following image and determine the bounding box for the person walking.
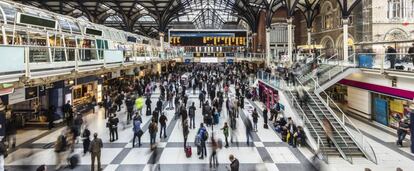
[110,114,119,142]
[54,131,68,170]
[221,122,229,148]
[132,117,143,147]
[159,113,168,139]
[188,102,196,129]
[106,114,119,142]
[263,108,268,129]
[386,46,397,69]
[227,154,239,171]
[209,135,218,169]
[145,96,152,115]
[287,117,297,146]
[183,119,190,148]
[167,91,174,110]
[115,94,123,112]
[322,118,334,147]
[149,119,158,146]
[125,96,134,122]
[408,43,414,66]
[197,123,208,159]
[199,90,205,108]
[397,118,410,147]
[244,117,253,146]
[156,98,163,114]
[89,133,103,171]
[63,101,73,126]
[252,109,259,132]
[82,126,91,155]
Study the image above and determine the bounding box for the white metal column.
[287,18,293,64]
[266,28,271,67]
[343,18,349,62]
[159,32,164,58]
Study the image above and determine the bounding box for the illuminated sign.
[169,30,247,47]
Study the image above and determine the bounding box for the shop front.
[69,76,103,114]
[0,86,48,128]
[258,80,279,110]
[335,79,414,129]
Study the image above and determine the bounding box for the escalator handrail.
[309,76,378,164]
[280,80,329,163]
[295,77,352,163]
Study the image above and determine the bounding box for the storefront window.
[72,82,96,108]
[372,93,411,128]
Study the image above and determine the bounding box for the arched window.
[321,2,334,30]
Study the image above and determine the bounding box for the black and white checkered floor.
[5,87,315,171]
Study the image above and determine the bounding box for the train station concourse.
[0,0,414,171]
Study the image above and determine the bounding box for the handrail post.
[75,48,79,71]
[24,47,30,78]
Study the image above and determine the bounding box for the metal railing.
[0,44,178,79]
[257,70,329,163]
[309,76,378,164]
[355,52,413,72]
[295,77,352,163]
[281,80,329,163]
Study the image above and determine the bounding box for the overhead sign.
[17,13,57,29]
[169,30,247,47]
[200,57,218,63]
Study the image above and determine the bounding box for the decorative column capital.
[159,32,165,37]
[342,18,349,25]
[307,28,312,32]
[286,18,293,24]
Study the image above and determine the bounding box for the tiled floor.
[5,86,314,171]
[7,83,414,171]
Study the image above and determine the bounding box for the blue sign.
[358,54,373,68]
[374,98,388,126]
[184,59,191,64]
[227,59,234,64]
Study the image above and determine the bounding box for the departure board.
[169,30,247,47]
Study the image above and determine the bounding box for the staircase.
[296,75,377,164]
[285,91,340,156]
[306,91,363,157]
[257,57,377,164]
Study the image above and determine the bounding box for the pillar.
[307,28,312,54]
[266,28,271,67]
[252,33,257,53]
[287,18,293,63]
[159,32,165,58]
[342,18,349,62]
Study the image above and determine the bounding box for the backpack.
[203,131,209,141]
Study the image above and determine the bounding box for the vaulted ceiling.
[13,0,361,38]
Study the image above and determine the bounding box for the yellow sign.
[390,100,404,114]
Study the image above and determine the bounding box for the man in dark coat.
[386,46,397,69]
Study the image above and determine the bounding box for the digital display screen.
[127,36,137,43]
[19,14,56,29]
[169,30,247,47]
[85,28,103,36]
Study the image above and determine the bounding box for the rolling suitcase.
[185,146,192,158]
